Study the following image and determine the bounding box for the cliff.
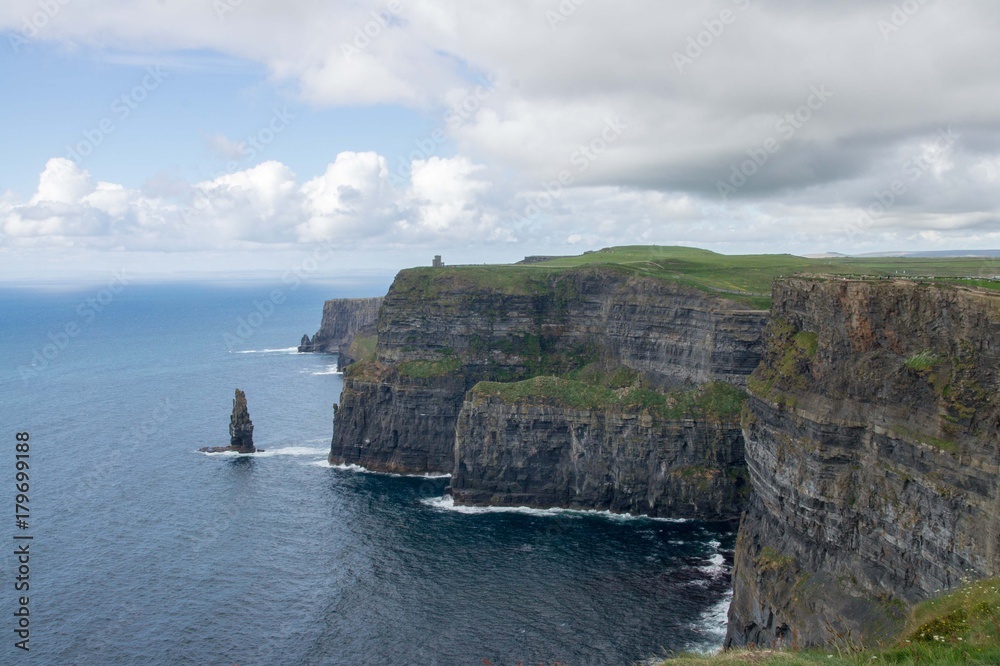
[298,297,383,366]
[329,265,767,475]
[726,278,1000,648]
[452,378,749,520]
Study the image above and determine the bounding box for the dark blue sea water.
[0,282,735,666]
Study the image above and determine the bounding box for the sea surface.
[0,281,735,666]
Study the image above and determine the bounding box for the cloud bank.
[3,0,1000,260]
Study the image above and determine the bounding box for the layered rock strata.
[726,278,1000,648]
[451,388,748,520]
[329,266,767,475]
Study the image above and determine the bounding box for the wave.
[199,450,245,457]
[689,591,732,653]
[687,539,733,654]
[421,495,689,522]
[700,552,726,576]
[199,446,329,458]
[253,446,329,457]
[310,364,343,376]
[314,461,452,479]
[232,347,299,354]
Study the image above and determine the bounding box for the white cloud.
[0,152,507,251]
[203,133,246,161]
[189,161,301,243]
[298,151,399,241]
[31,158,94,205]
[406,156,497,238]
[2,1,1000,261]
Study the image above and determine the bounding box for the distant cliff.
[299,297,382,366]
[329,265,766,477]
[727,278,1000,648]
[452,378,749,520]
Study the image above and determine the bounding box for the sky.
[1,0,999,281]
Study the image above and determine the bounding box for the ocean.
[0,281,734,665]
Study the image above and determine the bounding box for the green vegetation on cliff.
[659,577,1000,665]
[345,334,377,363]
[392,246,996,310]
[903,351,942,371]
[471,374,746,422]
[746,317,817,404]
[397,356,462,378]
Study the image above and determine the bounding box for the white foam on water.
[421,495,689,522]
[700,552,726,576]
[252,446,329,457]
[686,538,734,654]
[199,446,328,458]
[319,462,451,479]
[311,364,343,376]
[232,347,299,354]
[690,591,732,653]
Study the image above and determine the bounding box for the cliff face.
[374,267,766,388]
[330,369,468,474]
[727,278,1000,648]
[299,297,383,365]
[452,392,748,520]
[329,267,766,475]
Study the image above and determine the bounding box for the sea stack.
[199,388,260,453]
[229,388,255,452]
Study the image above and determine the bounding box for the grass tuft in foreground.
[658,577,1000,665]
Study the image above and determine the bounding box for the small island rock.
[199,388,261,453]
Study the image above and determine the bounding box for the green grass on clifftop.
[658,577,1000,665]
[471,375,746,422]
[395,246,998,309]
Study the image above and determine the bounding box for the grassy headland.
[393,246,999,310]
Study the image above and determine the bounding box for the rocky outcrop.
[451,388,748,520]
[330,266,766,475]
[298,297,383,367]
[331,368,468,474]
[200,388,260,454]
[726,278,1000,648]
[229,389,254,451]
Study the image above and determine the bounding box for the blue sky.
[2,1,999,280]
[0,44,437,196]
